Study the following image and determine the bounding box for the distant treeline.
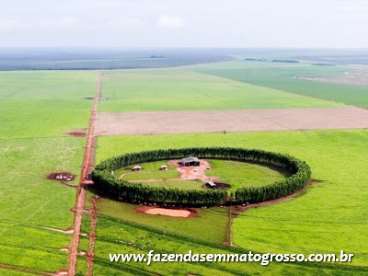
[244,58,300,63]
[0,48,231,71]
[92,147,311,207]
[244,58,267,62]
[272,59,300,63]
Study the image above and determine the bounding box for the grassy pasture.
[95,129,368,274]
[98,69,339,112]
[196,61,368,108]
[116,161,203,190]
[115,159,285,191]
[208,160,286,189]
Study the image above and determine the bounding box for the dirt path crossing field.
[67,72,101,276]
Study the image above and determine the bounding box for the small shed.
[205,181,217,188]
[131,165,142,171]
[178,156,200,167]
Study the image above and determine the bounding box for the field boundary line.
[224,206,233,247]
[0,262,51,276]
[86,196,98,276]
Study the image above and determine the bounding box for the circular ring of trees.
[92,147,311,207]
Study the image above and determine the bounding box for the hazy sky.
[1,0,368,48]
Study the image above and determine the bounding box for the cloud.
[157,15,184,29]
[1,0,368,47]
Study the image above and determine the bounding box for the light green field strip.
[95,129,368,274]
[0,71,96,138]
[196,61,368,108]
[98,69,340,112]
[0,136,84,272]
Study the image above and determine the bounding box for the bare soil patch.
[170,160,212,181]
[67,129,86,137]
[55,270,68,276]
[96,107,368,135]
[47,172,75,182]
[136,206,197,218]
[169,160,229,189]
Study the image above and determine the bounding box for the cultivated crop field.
[1,60,368,275]
[0,70,96,274]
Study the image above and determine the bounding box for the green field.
[2,62,368,275]
[99,69,340,112]
[196,61,368,108]
[0,137,84,273]
[0,71,96,274]
[114,159,286,191]
[94,199,229,244]
[0,71,95,138]
[95,129,368,274]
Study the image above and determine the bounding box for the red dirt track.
[67,73,101,276]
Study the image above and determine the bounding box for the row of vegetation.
[92,148,311,207]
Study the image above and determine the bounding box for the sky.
[1,0,368,48]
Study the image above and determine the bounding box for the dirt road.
[67,72,101,276]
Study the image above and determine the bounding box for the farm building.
[178,156,200,167]
[131,165,142,171]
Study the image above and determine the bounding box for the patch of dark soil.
[312,178,325,183]
[231,205,248,218]
[48,172,76,182]
[204,182,230,189]
[67,130,86,137]
[214,182,230,189]
[85,96,109,101]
